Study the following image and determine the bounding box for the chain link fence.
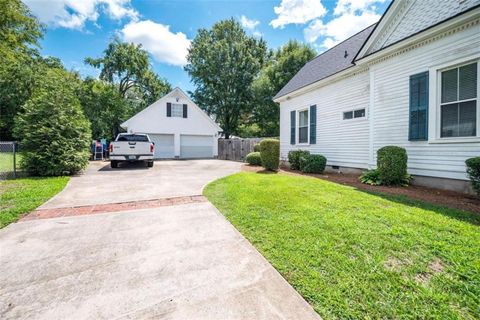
[0,141,20,180]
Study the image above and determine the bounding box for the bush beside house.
[466,157,480,195]
[259,139,279,171]
[301,154,327,174]
[246,152,262,166]
[360,146,410,186]
[288,150,310,170]
[14,69,91,176]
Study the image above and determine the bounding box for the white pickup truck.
[109,133,154,168]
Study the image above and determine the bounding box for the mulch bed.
[242,164,480,214]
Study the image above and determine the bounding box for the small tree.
[14,68,91,176]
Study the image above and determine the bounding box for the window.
[440,62,477,138]
[171,103,183,117]
[343,111,353,119]
[298,109,309,143]
[409,72,429,140]
[343,108,365,120]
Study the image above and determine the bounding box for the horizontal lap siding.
[280,72,370,168]
[372,25,480,180]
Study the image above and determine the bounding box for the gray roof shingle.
[273,24,375,100]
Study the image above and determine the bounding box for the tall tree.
[79,78,133,140]
[0,0,44,140]
[85,39,171,106]
[252,40,316,137]
[185,18,267,138]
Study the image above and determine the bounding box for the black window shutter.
[290,110,296,145]
[166,102,172,117]
[183,104,188,118]
[309,105,317,144]
[409,72,428,140]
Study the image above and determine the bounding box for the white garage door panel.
[181,135,213,158]
[149,134,175,159]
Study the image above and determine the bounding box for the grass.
[0,152,23,173]
[204,172,480,319]
[0,176,69,228]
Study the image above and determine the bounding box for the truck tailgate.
[111,141,151,155]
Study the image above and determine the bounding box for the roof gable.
[121,87,222,131]
[273,24,375,100]
[357,0,480,58]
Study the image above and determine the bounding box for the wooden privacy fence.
[218,138,262,161]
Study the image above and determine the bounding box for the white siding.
[279,17,480,181]
[280,71,371,168]
[371,24,480,180]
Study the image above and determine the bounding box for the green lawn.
[204,172,480,319]
[0,152,22,173]
[0,177,69,228]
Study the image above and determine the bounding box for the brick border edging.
[21,195,207,221]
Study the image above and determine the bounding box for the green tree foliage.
[79,78,133,140]
[13,68,91,176]
[252,40,316,137]
[0,0,43,60]
[0,0,44,140]
[85,38,171,105]
[185,18,267,138]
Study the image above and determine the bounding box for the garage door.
[180,135,213,158]
[149,134,175,159]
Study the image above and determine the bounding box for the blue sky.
[24,0,391,93]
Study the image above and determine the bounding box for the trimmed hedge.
[301,154,327,174]
[260,139,280,171]
[377,146,408,186]
[246,152,262,166]
[253,143,261,152]
[466,157,480,195]
[288,150,310,170]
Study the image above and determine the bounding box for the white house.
[121,87,222,159]
[274,0,480,193]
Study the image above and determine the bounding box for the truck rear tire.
[147,161,154,168]
[111,161,119,168]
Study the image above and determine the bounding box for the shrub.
[301,154,327,173]
[259,139,280,171]
[377,146,408,186]
[13,68,91,176]
[359,169,382,185]
[253,143,261,152]
[288,150,310,170]
[246,152,262,166]
[466,157,480,195]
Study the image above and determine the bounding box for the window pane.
[299,110,308,126]
[441,68,458,103]
[441,103,458,137]
[299,127,308,143]
[343,111,353,119]
[459,63,477,100]
[354,109,365,118]
[459,100,476,137]
[172,103,183,117]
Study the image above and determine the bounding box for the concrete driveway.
[0,160,320,319]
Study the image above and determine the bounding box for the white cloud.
[304,11,379,47]
[240,15,262,37]
[303,0,383,49]
[23,0,138,30]
[334,0,386,15]
[270,0,327,29]
[121,20,191,66]
[240,15,260,30]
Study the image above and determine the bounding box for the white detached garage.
[121,88,222,159]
